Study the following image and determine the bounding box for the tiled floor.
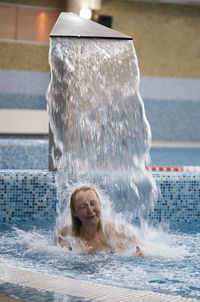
[0,264,199,302]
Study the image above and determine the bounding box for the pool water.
[150,147,200,166]
[0,283,94,302]
[1,140,200,169]
[0,220,199,300]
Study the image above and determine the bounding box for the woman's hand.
[134,246,145,257]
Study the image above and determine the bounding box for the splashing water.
[47,37,159,228]
[1,221,197,299]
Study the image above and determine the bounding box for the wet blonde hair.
[70,186,102,236]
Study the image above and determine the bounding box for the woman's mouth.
[86,214,96,219]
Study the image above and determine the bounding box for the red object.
[146,166,200,172]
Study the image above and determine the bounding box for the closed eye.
[80,204,87,210]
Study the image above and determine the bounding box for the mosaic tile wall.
[151,173,200,223]
[0,170,56,222]
[0,70,48,110]
[1,69,200,142]
[0,170,199,223]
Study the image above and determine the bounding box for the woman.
[54,185,144,256]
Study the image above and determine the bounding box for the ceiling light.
[79,8,92,19]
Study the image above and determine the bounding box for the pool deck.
[0,295,30,302]
[0,264,199,302]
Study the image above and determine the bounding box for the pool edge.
[0,263,199,302]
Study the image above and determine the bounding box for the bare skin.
[54,189,144,257]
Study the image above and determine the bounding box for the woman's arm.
[105,221,145,257]
[54,224,71,248]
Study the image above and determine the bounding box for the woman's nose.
[87,204,93,213]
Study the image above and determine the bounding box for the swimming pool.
[0,219,199,300]
[0,138,200,169]
[1,12,199,302]
[0,170,200,301]
[150,145,200,167]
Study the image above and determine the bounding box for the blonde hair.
[70,186,102,236]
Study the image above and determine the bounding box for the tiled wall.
[0,170,199,223]
[0,170,56,222]
[1,69,200,141]
[98,0,200,79]
[140,77,200,142]
[0,70,49,134]
[0,70,48,110]
[150,173,200,223]
[1,1,200,78]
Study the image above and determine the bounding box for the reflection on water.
[0,283,93,302]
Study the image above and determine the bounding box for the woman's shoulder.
[104,220,121,235]
[104,220,125,231]
[104,220,133,237]
[59,224,72,236]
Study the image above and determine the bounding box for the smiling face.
[73,189,101,228]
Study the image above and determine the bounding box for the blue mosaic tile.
[150,172,200,223]
[0,170,56,222]
[0,171,200,223]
